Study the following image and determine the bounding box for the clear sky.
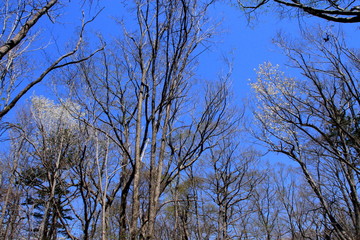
[33,0,359,101]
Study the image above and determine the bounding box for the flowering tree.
[251,29,360,239]
[0,96,86,239]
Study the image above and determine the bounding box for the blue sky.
[35,0,358,101]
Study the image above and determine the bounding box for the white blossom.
[251,62,300,141]
[30,96,81,134]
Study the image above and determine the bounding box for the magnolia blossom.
[30,96,81,134]
[251,62,300,140]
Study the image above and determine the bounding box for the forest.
[0,0,359,239]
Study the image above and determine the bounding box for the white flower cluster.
[30,96,81,134]
[251,62,300,140]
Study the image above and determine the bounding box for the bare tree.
[247,169,285,240]
[237,0,360,23]
[56,0,236,239]
[251,28,360,239]
[207,138,260,239]
[67,132,103,240]
[0,0,103,121]
[0,138,25,239]
[273,164,329,239]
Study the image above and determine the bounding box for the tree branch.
[0,0,58,60]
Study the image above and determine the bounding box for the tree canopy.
[0,0,359,239]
